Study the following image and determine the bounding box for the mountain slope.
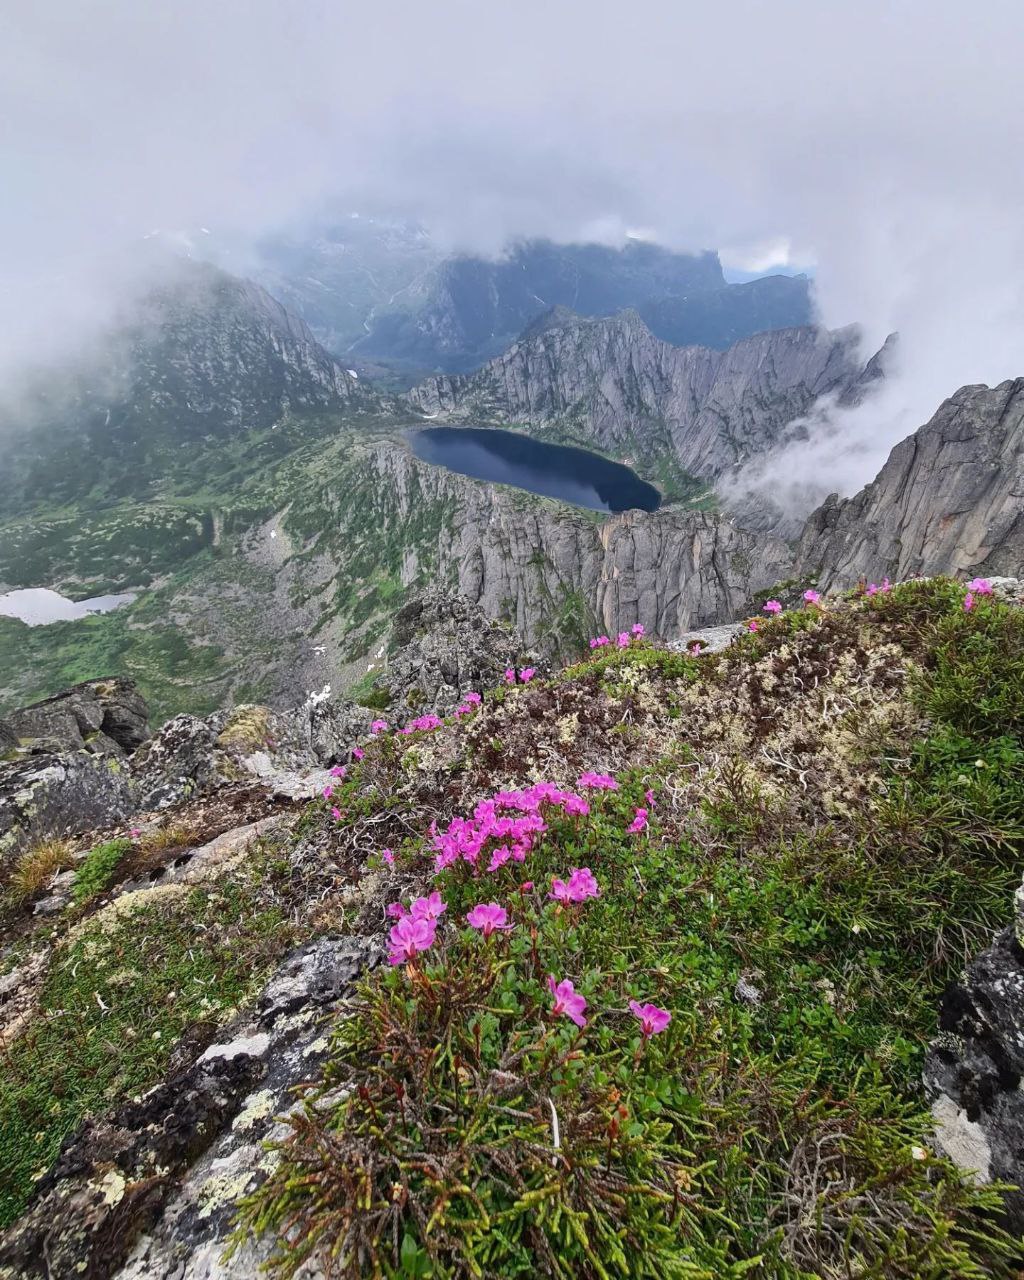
[408,311,871,488]
[0,260,380,515]
[796,378,1024,587]
[637,272,812,348]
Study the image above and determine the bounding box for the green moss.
[71,838,132,905]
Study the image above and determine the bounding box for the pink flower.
[548,976,587,1028]
[410,891,447,921]
[881,577,892,593]
[519,668,536,683]
[628,1000,672,1038]
[130,827,142,838]
[627,807,648,834]
[689,641,702,656]
[549,867,600,904]
[968,577,993,595]
[370,719,389,735]
[763,600,782,614]
[322,785,333,800]
[329,765,347,777]
[455,703,472,717]
[747,619,759,632]
[589,638,599,649]
[331,806,342,820]
[963,591,975,612]
[466,902,511,937]
[631,622,645,636]
[803,590,821,605]
[578,771,619,791]
[387,900,406,919]
[644,788,655,806]
[520,881,534,892]
[866,582,879,596]
[563,794,590,817]
[617,632,630,648]
[596,635,610,647]
[382,848,395,865]
[352,747,365,760]
[504,669,516,684]
[464,691,482,704]
[388,915,436,965]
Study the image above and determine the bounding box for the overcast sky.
[3,0,1024,497]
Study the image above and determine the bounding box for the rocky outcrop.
[408,313,871,481]
[924,874,1024,1231]
[797,379,1024,589]
[3,677,149,757]
[360,442,793,650]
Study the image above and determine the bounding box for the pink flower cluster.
[865,578,892,596]
[589,622,644,651]
[430,781,591,875]
[964,577,993,612]
[387,891,447,964]
[399,713,444,735]
[626,807,648,834]
[455,691,483,718]
[577,771,619,791]
[763,599,782,615]
[505,668,536,683]
[549,866,600,904]
[370,719,389,735]
[803,589,821,605]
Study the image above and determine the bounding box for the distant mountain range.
[228,224,813,373]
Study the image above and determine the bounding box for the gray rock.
[3,677,149,758]
[924,875,1024,1230]
[797,379,1024,589]
[0,751,136,858]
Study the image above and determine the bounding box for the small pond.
[0,588,136,626]
[410,427,661,513]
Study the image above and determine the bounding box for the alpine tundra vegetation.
[2,576,1024,1278]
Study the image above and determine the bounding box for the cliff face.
[354,442,793,649]
[797,378,1024,588]
[408,312,869,480]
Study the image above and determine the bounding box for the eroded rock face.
[0,751,137,858]
[924,878,1024,1231]
[797,379,1024,590]
[408,313,871,480]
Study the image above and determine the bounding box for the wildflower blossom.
[578,770,619,791]
[866,582,878,596]
[881,577,891,592]
[504,669,516,683]
[410,891,447,921]
[626,807,648,834]
[589,638,599,649]
[388,915,436,965]
[763,599,782,614]
[747,619,759,632]
[644,788,655,806]
[352,747,365,760]
[964,591,975,612]
[466,902,511,937]
[563,794,590,817]
[331,806,342,820]
[322,785,333,800]
[464,691,482,704]
[370,719,389,735]
[617,632,630,648]
[631,622,645,636]
[130,827,141,838]
[405,713,443,733]
[382,848,395,865]
[689,642,702,656]
[519,668,535,683]
[803,589,821,605]
[548,976,587,1027]
[968,577,993,595]
[549,867,600,904]
[628,1000,671,1038]
[329,764,347,777]
[387,901,406,919]
[455,703,473,717]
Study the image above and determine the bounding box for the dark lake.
[409,427,661,513]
